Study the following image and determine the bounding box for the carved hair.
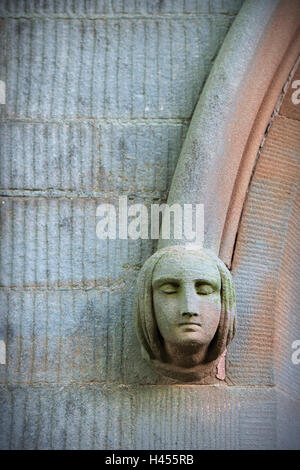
[133,245,236,381]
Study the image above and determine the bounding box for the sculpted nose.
[180,285,199,317]
[182,311,199,318]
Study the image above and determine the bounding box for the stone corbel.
[134,0,300,383]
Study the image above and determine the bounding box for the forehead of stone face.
[152,251,220,285]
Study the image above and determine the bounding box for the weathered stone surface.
[0,197,159,288]
[0,0,242,394]
[134,245,236,383]
[230,116,300,388]
[0,0,244,16]
[279,62,300,122]
[0,121,187,193]
[0,385,276,450]
[270,120,300,401]
[0,285,167,385]
[277,390,300,450]
[6,0,298,451]
[157,0,293,254]
[1,16,234,119]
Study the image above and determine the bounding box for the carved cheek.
[153,292,179,332]
[198,297,221,331]
[153,292,176,316]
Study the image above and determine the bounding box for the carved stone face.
[134,245,236,381]
[152,252,221,351]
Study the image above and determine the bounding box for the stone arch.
[159,0,300,447]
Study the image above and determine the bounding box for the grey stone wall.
[0,0,276,450]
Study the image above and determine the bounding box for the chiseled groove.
[1,117,190,123]
[0,189,168,198]
[0,13,238,20]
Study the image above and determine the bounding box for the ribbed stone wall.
[0,0,249,449]
[0,385,276,450]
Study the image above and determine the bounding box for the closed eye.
[195,282,215,295]
[159,283,179,294]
